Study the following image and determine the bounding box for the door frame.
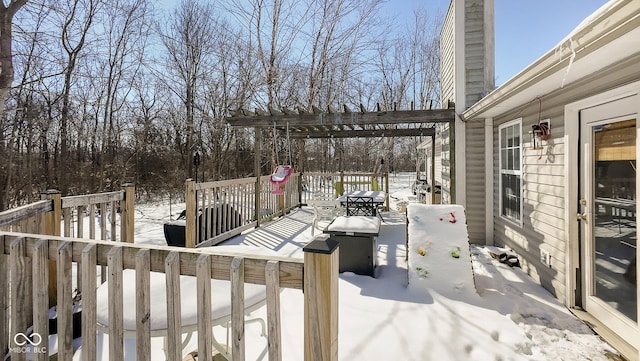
[580,106,637,330]
[565,81,640,351]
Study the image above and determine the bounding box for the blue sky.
[159,0,608,86]
[383,0,608,85]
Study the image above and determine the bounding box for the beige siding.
[465,120,486,243]
[463,0,492,242]
[492,101,568,302]
[440,1,455,106]
[424,137,443,195]
[489,55,640,305]
[464,0,494,107]
[440,124,452,203]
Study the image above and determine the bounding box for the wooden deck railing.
[0,231,338,361]
[186,174,301,248]
[0,200,53,234]
[2,185,136,243]
[0,186,136,309]
[301,172,389,208]
[0,181,340,360]
[58,184,135,243]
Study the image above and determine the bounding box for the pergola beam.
[226,109,455,129]
[291,127,436,139]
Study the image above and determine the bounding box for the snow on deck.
[64,173,617,361]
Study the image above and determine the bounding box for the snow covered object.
[406,204,475,297]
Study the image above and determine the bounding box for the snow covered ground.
[66,172,618,360]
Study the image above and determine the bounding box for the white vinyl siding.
[440,1,455,107]
[499,119,522,225]
[492,103,568,304]
[465,120,486,243]
[464,0,494,106]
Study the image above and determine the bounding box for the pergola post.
[255,128,262,228]
[297,139,305,204]
[297,139,305,173]
[431,134,437,205]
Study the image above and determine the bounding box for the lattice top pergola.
[226,103,455,139]
[225,103,457,203]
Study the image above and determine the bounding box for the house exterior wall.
[422,136,443,201]
[461,1,640,358]
[440,125,453,204]
[490,53,640,305]
[463,0,493,241]
[491,101,568,302]
[439,1,456,204]
[465,120,486,243]
[439,0,494,208]
[464,0,494,107]
[440,2,455,108]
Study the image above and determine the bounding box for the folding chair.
[346,196,376,216]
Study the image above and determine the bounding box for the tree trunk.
[0,0,29,210]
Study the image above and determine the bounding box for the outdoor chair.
[309,197,343,236]
[346,196,376,216]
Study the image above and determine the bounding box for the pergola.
[226,102,457,202]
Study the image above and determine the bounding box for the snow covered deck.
[131,198,618,360]
[0,173,621,360]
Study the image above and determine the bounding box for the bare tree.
[92,0,152,189]
[0,0,27,117]
[158,0,217,179]
[0,0,444,207]
[411,8,442,109]
[375,8,441,110]
[55,0,101,192]
[0,0,28,210]
[302,0,385,108]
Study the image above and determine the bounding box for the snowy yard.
[64,173,619,361]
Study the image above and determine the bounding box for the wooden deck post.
[41,190,61,308]
[255,128,262,228]
[41,189,61,236]
[278,191,285,214]
[303,234,339,361]
[9,238,27,361]
[431,135,436,205]
[120,183,135,243]
[57,242,74,361]
[297,139,305,205]
[385,172,390,210]
[185,179,196,248]
[0,236,7,358]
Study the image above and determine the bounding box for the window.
[499,119,522,224]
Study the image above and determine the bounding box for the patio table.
[337,190,386,205]
[338,190,386,219]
